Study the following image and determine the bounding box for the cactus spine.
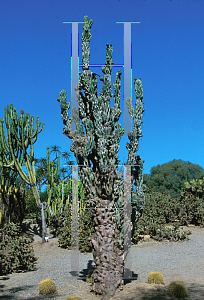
[57,15,145,298]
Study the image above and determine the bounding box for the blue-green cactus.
[57,15,145,298]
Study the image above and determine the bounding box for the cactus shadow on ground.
[73,259,138,286]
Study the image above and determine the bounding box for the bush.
[177,179,204,227]
[48,204,95,253]
[131,189,192,244]
[0,222,38,275]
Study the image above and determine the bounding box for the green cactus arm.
[47,146,51,183]
[57,90,74,139]
[6,125,30,184]
[32,116,45,143]
[81,15,93,71]
[0,118,16,168]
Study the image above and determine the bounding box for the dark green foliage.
[132,188,192,244]
[196,173,204,180]
[0,222,38,275]
[24,189,40,217]
[48,207,71,241]
[0,184,26,228]
[145,159,204,199]
[177,178,204,226]
[78,208,95,253]
[48,206,95,253]
[167,281,188,298]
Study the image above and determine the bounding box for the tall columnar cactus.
[57,15,145,298]
[46,177,86,222]
[0,104,49,242]
[0,107,28,227]
[46,146,60,214]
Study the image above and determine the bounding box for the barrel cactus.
[38,278,57,295]
[167,281,188,298]
[147,271,164,284]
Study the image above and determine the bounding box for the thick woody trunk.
[88,198,124,299]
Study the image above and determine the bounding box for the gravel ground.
[0,224,204,299]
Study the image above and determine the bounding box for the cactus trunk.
[89,198,124,297]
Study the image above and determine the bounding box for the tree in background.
[57,15,145,298]
[144,159,204,199]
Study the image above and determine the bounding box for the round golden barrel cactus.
[147,271,164,284]
[38,278,57,295]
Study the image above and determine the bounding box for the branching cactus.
[0,104,49,242]
[0,128,24,226]
[57,15,145,298]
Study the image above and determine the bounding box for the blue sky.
[0,0,204,191]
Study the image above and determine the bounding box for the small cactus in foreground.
[147,271,164,284]
[66,297,81,300]
[38,278,57,295]
[86,269,94,283]
[167,281,188,298]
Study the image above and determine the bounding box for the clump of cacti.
[38,278,57,295]
[147,271,164,284]
[167,281,188,298]
[66,297,81,300]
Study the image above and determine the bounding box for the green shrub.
[177,179,204,227]
[0,222,38,275]
[48,204,95,253]
[24,192,39,217]
[38,278,57,296]
[131,189,192,244]
[167,281,188,298]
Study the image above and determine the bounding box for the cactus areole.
[57,15,145,298]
